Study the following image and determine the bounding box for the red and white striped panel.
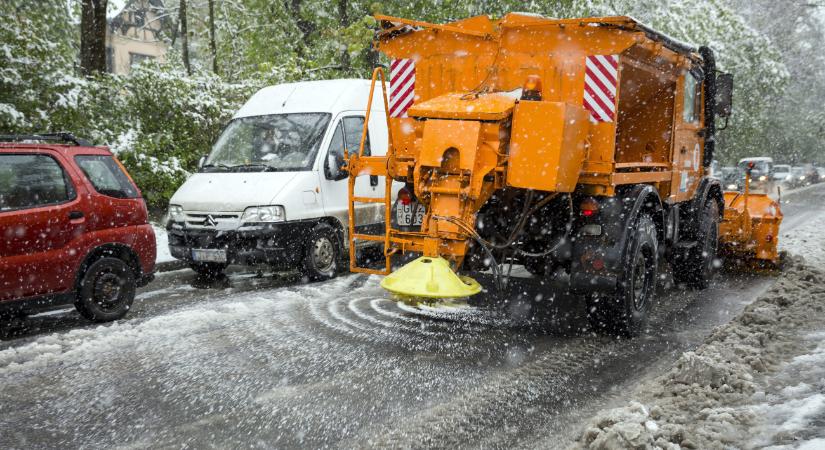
[583,55,619,123]
[389,59,415,118]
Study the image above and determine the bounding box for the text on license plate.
[396,203,425,226]
[191,249,227,263]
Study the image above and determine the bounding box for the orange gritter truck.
[344,13,781,335]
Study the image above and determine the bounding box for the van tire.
[673,199,719,289]
[302,223,340,281]
[587,214,658,337]
[75,257,136,322]
[190,262,227,278]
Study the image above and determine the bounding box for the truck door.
[670,71,704,203]
[319,114,385,232]
[0,153,85,301]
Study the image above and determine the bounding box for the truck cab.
[166,79,395,279]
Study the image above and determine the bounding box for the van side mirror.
[197,155,206,169]
[325,152,348,181]
[716,73,733,118]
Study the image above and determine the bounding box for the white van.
[166,79,395,280]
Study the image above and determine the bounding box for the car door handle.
[68,211,84,220]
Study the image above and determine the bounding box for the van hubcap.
[312,237,335,272]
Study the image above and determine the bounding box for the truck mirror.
[197,155,206,169]
[716,73,734,118]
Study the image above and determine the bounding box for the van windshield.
[203,113,331,172]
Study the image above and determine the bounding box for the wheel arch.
[75,243,142,290]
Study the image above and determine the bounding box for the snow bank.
[152,223,174,264]
[575,256,825,449]
[574,191,825,450]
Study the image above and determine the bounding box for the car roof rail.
[0,132,93,146]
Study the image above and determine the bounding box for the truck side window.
[682,73,700,123]
[342,116,371,157]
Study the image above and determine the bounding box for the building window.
[129,53,154,68]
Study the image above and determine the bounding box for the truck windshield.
[204,113,331,172]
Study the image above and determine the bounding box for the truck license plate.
[396,203,425,226]
[191,249,227,263]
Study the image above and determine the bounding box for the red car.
[0,134,155,322]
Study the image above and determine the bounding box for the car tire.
[587,214,658,337]
[190,262,228,278]
[302,223,340,281]
[75,257,136,322]
[673,199,719,289]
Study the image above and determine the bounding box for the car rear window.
[0,154,76,212]
[74,155,139,199]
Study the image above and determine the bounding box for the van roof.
[234,79,385,119]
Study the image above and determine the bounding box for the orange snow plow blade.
[719,179,783,266]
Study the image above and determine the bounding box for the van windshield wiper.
[201,163,233,172]
[229,163,277,172]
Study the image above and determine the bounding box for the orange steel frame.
[347,14,709,274]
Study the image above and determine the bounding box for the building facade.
[106,0,170,74]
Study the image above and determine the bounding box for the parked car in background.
[773,164,792,183]
[166,79,401,280]
[0,134,155,321]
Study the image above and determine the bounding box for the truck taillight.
[399,187,412,205]
[580,197,599,217]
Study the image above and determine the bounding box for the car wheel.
[190,262,228,278]
[75,257,136,322]
[302,223,340,281]
[587,214,658,337]
[673,199,719,289]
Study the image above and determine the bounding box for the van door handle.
[370,175,379,187]
[68,211,84,220]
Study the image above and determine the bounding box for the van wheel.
[302,223,340,281]
[75,257,136,322]
[190,262,227,278]
[587,214,658,337]
[673,199,719,289]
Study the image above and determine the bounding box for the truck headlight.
[168,204,184,222]
[242,205,285,223]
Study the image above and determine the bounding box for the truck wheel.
[75,257,136,322]
[673,199,719,289]
[190,262,227,278]
[302,223,340,281]
[587,214,658,336]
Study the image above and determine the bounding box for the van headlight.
[167,204,184,222]
[242,205,285,223]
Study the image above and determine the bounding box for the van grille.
[183,212,241,229]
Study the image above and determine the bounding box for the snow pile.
[575,256,825,449]
[152,224,174,264]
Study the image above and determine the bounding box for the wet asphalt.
[1,183,824,449]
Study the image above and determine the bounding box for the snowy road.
[1,184,824,449]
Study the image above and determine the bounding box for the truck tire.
[190,262,227,278]
[75,257,136,322]
[302,223,340,281]
[587,214,658,336]
[673,199,719,289]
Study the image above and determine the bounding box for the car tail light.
[399,187,412,206]
[580,197,599,217]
